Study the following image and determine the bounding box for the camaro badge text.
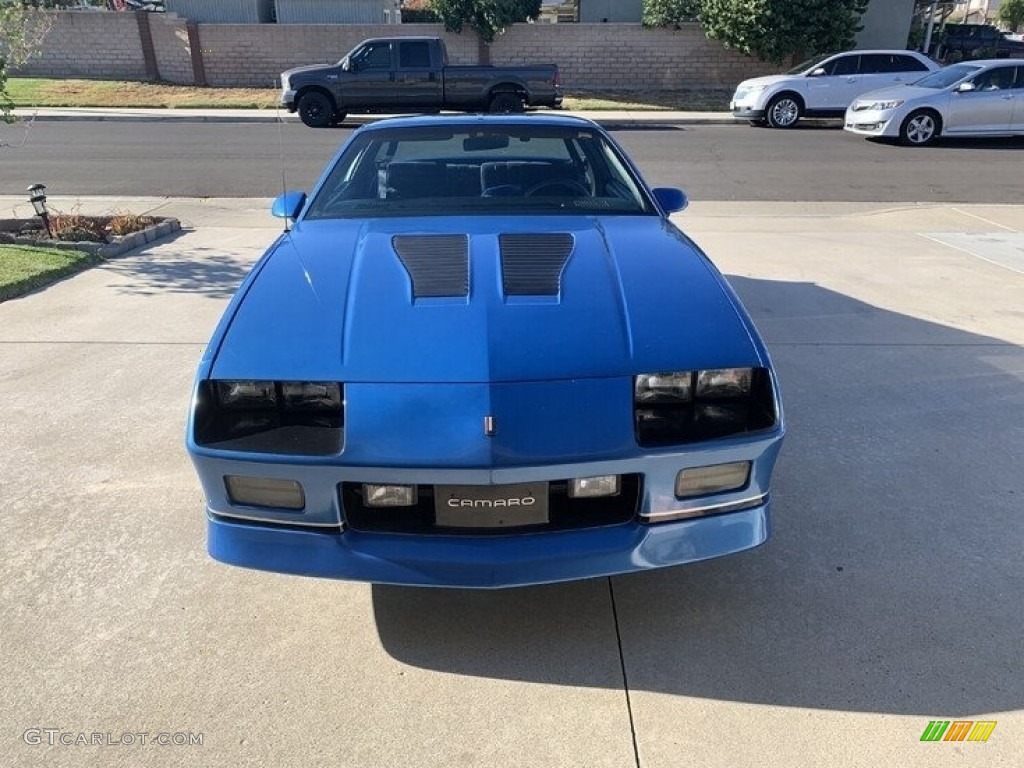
[448,497,536,508]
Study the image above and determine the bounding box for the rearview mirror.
[956,81,976,92]
[653,187,688,214]
[463,135,510,152]
[271,191,307,220]
[341,58,353,72]
[809,67,827,77]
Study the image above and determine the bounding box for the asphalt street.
[2,119,1024,202]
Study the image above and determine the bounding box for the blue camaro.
[187,114,785,588]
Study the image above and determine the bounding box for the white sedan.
[844,59,1024,145]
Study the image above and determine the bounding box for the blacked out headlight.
[194,380,344,455]
[216,380,277,409]
[634,373,693,405]
[634,368,776,447]
[281,382,343,411]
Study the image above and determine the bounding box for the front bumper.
[193,434,783,588]
[730,89,769,121]
[280,88,297,113]
[843,107,899,137]
[731,106,766,120]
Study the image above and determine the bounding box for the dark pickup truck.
[280,36,562,127]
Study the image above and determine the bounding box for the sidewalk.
[11,105,738,127]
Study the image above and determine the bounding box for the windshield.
[787,54,830,75]
[303,123,656,220]
[913,63,982,89]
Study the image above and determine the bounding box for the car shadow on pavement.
[372,276,1023,716]
[868,137,1024,151]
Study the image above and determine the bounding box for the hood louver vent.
[499,233,575,296]
[392,234,469,298]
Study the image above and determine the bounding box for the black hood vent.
[499,233,575,296]
[392,234,469,298]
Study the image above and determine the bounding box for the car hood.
[211,216,762,384]
[850,84,936,104]
[735,74,794,90]
[282,63,334,80]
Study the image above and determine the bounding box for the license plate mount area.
[434,482,549,528]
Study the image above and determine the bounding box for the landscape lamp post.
[28,183,53,238]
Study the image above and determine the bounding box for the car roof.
[829,49,931,55]
[961,58,1024,65]
[358,36,440,44]
[355,113,602,132]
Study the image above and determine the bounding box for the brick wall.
[490,23,772,90]
[13,12,777,90]
[14,12,149,80]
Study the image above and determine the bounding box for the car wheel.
[329,111,348,127]
[899,109,940,146]
[297,91,333,128]
[489,92,524,114]
[765,94,802,128]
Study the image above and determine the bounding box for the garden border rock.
[0,218,181,258]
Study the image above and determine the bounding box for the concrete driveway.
[2,197,1021,768]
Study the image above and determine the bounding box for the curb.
[0,218,181,258]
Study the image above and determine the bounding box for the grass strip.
[0,243,102,302]
[8,77,732,112]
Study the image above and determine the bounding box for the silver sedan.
[844,59,1024,145]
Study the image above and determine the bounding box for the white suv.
[731,50,940,128]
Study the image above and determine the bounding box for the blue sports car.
[187,114,785,588]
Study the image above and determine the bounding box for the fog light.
[225,476,305,510]
[363,484,417,507]
[569,475,620,498]
[675,462,750,498]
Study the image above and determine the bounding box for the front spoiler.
[207,501,771,589]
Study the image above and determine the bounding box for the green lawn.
[7,77,731,112]
[7,78,278,109]
[0,244,102,302]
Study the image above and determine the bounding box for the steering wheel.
[524,179,590,198]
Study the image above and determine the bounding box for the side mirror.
[653,187,688,214]
[956,81,976,92]
[341,58,352,72]
[271,191,307,220]
[809,67,827,77]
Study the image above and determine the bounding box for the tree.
[642,0,700,28]
[430,0,542,43]
[998,0,1024,32]
[699,0,870,64]
[1,2,54,124]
